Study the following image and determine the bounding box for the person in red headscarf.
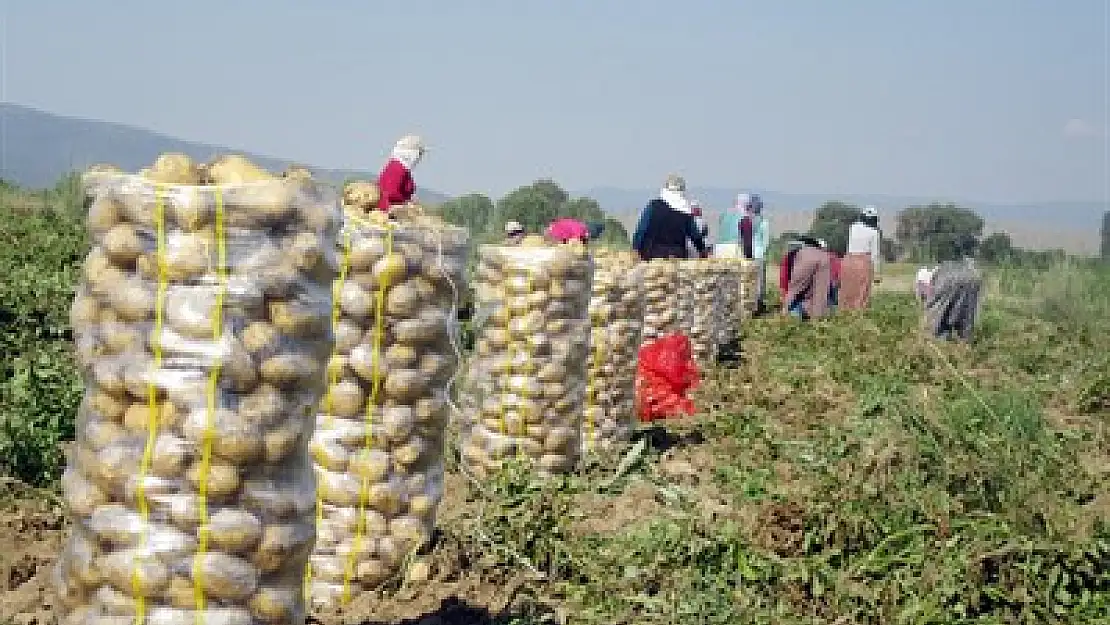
[377,134,425,212]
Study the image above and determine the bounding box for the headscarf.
[659,174,691,213]
[390,134,425,170]
[546,218,591,243]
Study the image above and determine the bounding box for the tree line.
[434,179,631,246]
[775,200,1107,267]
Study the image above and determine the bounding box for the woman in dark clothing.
[632,174,709,260]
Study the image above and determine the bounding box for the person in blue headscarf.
[738,193,770,312]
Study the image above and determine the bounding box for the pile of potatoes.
[583,251,644,451]
[640,260,685,342]
[306,213,469,608]
[458,238,594,477]
[58,154,341,625]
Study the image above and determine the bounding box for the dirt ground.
[0,433,719,625]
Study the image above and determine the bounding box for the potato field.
[1,169,1108,625]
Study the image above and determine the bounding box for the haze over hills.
[0,103,1103,253]
[0,103,450,204]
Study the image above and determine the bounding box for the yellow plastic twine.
[341,222,393,603]
[583,307,605,453]
[303,226,352,604]
[131,183,169,625]
[192,186,227,624]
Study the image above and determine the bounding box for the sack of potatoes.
[738,259,759,315]
[305,210,469,609]
[674,261,713,366]
[640,259,686,343]
[712,260,742,345]
[583,251,644,451]
[457,237,594,477]
[58,153,341,625]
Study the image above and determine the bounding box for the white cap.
[817,239,828,249]
[505,221,524,234]
[862,205,879,218]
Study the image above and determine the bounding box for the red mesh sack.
[636,334,700,422]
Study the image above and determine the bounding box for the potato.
[193,552,259,601]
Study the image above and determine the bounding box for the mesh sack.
[640,260,686,342]
[59,167,341,625]
[457,240,594,477]
[305,214,469,608]
[583,252,644,451]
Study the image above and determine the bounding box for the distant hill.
[584,187,1107,255]
[0,103,449,204]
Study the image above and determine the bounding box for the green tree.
[808,201,861,254]
[597,217,630,247]
[895,203,984,262]
[1101,211,1109,260]
[494,182,564,232]
[438,193,495,233]
[980,232,1015,264]
[560,197,605,223]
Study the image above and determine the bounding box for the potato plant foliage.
[2,175,1109,623]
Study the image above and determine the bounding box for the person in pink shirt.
[376,135,425,212]
[546,218,592,243]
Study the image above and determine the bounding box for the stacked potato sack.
[583,251,644,451]
[738,259,759,317]
[640,260,683,342]
[59,154,341,625]
[306,187,469,608]
[682,261,723,366]
[713,260,742,344]
[458,237,593,477]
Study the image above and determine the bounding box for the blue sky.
[2,1,1107,203]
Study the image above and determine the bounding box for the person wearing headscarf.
[714,193,748,258]
[546,218,606,246]
[923,242,983,342]
[781,236,832,320]
[839,205,882,309]
[377,134,425,211]
[915,265,937,303]
[819,239,842,310]
[504,220,526,245]
[631,174,709,260]
[778,239,805,296]
[739,193,770,312]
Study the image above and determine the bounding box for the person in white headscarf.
[377,134,425,211]
[840,205,882,309]
[631,174,708,260]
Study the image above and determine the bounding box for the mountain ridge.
[0,103,449,204]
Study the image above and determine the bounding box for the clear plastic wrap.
[59,169,341,625]
[640,260,686,342]
[583,252,645,451]
[305,214,469,608]
[458,240,594,477]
